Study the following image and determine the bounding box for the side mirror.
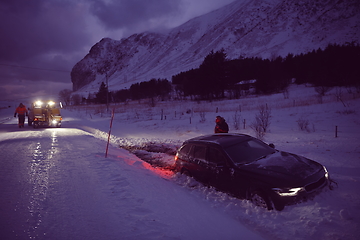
[269,143,275,149]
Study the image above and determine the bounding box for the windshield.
[224,139,276,164]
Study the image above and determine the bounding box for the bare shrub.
[94,105,106,117]
[70,94,82,105]
[297,116,316,132]
[335,87,348,107]
[282,87,290,99]
[335,87,343,101]
[336,109,356,115]
[199,111,206,123]
[297,117,310,132]
[251,123,266,139]
[147,97,157,107]
[315,86,332,104]
[250,104,271,139]
[315,86,332,96]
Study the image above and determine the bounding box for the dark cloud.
[0,0,92,100]
[0,0,235,101]
[0,0,91,62]
[89,0,182,30]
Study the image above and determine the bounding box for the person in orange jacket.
[14,103,28,128]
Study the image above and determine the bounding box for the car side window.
[192,145,206,160]
[208,148,227,165]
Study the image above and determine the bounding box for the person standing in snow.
[214,116,229,133]
[14,103,28,128]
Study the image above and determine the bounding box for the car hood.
[240,151,323,185]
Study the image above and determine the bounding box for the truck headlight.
[35,101,43,108]
[52,120,58,124]
[273,187,304,197]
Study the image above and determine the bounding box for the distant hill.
[71,0,360,94]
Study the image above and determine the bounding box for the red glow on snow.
[120,157,174,179]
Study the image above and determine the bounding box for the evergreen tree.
[199,49,228,99]
[96,82,108,104]
[171,43,360,100]
[113,89,131,102]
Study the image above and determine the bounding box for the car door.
[187,144,212,183]
[206,147,235,192]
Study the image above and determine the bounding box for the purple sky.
[0,0,235,101]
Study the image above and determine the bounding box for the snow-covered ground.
[0,85,359,240]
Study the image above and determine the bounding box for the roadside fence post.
[335,126,338,138]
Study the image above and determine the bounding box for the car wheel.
[273,202,285,211]
[181,168,192,177]
[33,123,38,129]
[250,191,273,210]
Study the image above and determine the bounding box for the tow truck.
[28,100,62,128]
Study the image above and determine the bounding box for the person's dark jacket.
[215,116,229,133]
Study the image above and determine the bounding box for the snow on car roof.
[185,133,252,147]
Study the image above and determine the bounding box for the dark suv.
[174,134,330,211]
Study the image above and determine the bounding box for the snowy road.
[0,126,123,239]
[0,122,265,240]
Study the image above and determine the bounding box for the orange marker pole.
[105,108,115,158]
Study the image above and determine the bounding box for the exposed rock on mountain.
[71,0,360,93]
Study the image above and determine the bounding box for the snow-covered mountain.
[71,0,360,94]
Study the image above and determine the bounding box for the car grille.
[305,176,327,192]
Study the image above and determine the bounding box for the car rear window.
[178,144,192,156]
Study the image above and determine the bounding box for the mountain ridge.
[71,0,360,94]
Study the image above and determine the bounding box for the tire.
[181,168,192,177]
[33,122,38,129]
[250,191,274,210]
[273,202,285,211]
